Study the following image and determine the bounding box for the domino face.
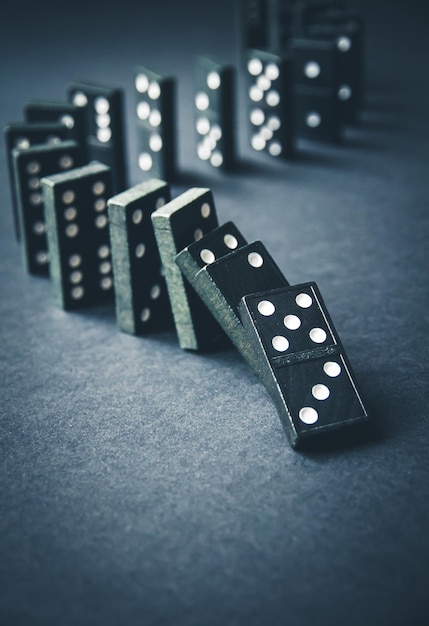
[23,100,87,155]
[306,23,363,123]
[151,188,222,351]
[195,57,236,170]
[67,82,127,192]
[108,179,172,335]
[12,140,84,275]
[290,37,339,89]
[175,221,248,279]
[134,66,176,181]
[293,85,341,142]
[239,283,369,447]
[290,38,342,142]
[176,240,289,373]
[246,48,294,159]
[42,162,114,309]
[4,122,73,241]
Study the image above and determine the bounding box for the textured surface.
[1,1,429,625]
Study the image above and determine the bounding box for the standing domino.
[42,162,114,309]
[108,179,172,335]
[5,122,74,241]
[246,49,294,159]
[68,81,127,192]
[194,57,236,170]
[12,140,83,275]
[135,65,176,181]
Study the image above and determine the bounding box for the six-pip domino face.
[42,162,114,310]
[12,140,84,275]
[4,121,74,242]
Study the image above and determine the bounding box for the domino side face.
[151,188,222,351]
[239,283,369,447]
[42,162,114,309]
[176,240,289,374]
[134,66,176,181]
[194,57,236,170]
[107,179,172,335]
[67,82,127,192]
[24,100,87,155]
[246,48,294,159]
[5,122,73,241]
[12,140,84,275]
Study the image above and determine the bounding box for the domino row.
[7,148,369,448]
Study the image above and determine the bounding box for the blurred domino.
[246,48,294,158]
[108,179,173,334]
[194,57,236,170]
[239,282,369,447]
[4,121,73,241]
[24,100,87,154]
[12,140,83,275]
[290,37,342,142]
[134,66,176,181]
[67,81,127,192]
[42,162,114,309]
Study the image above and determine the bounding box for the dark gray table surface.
[1,1,428,624]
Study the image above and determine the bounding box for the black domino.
[107,179,173,335]
[239,283,369,447]
[12,140,84,275]
[176,240,289,372]
[4,122,73,241]
[67,82,127,192]
[151,188,222,350]
[42,162,114,309]
[24,100,87,154]
[134,65,176,181]
[246,48,294,158]
[194,57,236,170]
[290,37,342,142]
[306,22,364,123]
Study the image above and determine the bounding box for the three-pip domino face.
[239,283,369,447]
